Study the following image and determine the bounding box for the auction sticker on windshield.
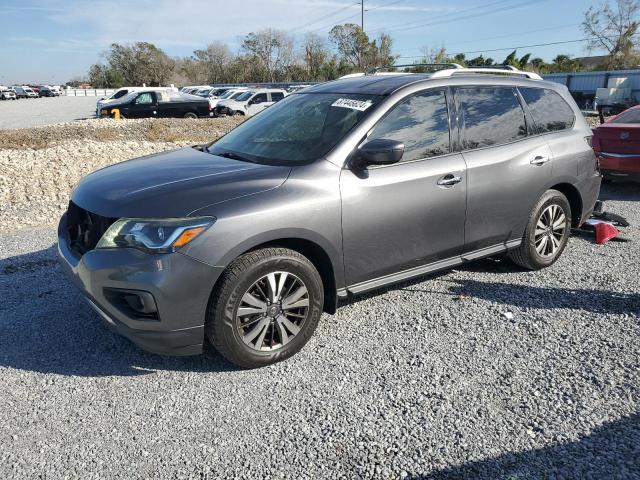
[331,98,373,111]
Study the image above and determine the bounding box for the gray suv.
[58,66,601,368]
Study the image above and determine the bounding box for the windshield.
[611,108,640,124]
[236,91,253,102]
[207,92,382,165]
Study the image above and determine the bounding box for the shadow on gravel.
[447,278,640,316]
[409,413,640,479]
[0,246,237,377]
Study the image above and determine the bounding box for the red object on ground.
[592,106,640,181]
[594,222,620,245]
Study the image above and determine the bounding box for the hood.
[219,99,245,108]
[72,146,291,218]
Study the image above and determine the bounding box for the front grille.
[66,202,116,256]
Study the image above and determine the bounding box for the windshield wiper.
[210,150,258,164]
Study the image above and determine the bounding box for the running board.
[346,239,521,295]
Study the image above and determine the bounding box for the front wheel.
[206,248,324,368]
[183,112,197,119]
[508,190,572,270]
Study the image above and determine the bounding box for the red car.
[592,105,640,181]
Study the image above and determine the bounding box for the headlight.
[96,217,215,253]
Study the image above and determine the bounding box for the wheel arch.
[549,182,583,227]
[206,230,343,315]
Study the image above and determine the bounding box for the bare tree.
[302,33,329,80]
[582,0,640,68]
[192,42,232,84]
[242,29,295,82]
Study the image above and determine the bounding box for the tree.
[87,63,124,88]
[192,42,233,84]
[582,0,640,69]
[242,29,295,82]
[549,54,582,72]
[329,23,371,69]
[102,42,175,86]
[501,50,532,70]
[302,33,329,80]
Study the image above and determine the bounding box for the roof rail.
[430,66,542,80]
[367,63,463,75]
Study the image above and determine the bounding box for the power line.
[290,2,360,33]
[400,23,581,54]
[395,34,640,60]
[367,0,516,34]
[382,0,548,35]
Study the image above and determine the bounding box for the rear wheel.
[183,112,197,119]
[508,190,572,270]
[206,248,324,368]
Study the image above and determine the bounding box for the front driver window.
[367,90,451,162]
[135,93,154,105]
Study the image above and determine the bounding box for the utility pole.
[361,0,364,32]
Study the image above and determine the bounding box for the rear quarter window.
[519,87,575,133]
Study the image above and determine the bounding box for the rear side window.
[519,87,575,132]
[271,92,284,101]
[367,90,450,162]
[456,87,526,149]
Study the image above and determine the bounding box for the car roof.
[304,72,553,96]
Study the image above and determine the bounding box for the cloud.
[36,0,459,52]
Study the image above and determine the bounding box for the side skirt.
[344,239,521,296]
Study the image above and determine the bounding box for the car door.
[127,92,158,118]
[340,88,467,289]
[454,86,553,253]
[247,93,270,116]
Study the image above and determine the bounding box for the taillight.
[584,135,592,147]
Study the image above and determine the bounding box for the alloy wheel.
[534,204,567,258]
[236,271,309,352]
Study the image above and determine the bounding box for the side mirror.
[354,139,404,167]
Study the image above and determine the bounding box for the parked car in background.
[214,88,287,117]
[57,66,600,368]
[39,86,56,97]
[13,86,37,98]
[592,105,640,181]
[0,86,17,100]
[98,90,211,119]
[50,85,63,96]
[28,85,41,96]
[208,88,249,109]
[96,86,177,115]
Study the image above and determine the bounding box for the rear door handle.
[437,174,462,187]
[530,155,549,166]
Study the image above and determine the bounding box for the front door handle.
[437,174,462,187]
[530,155,549,166]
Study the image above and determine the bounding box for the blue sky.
[0,0,605,85]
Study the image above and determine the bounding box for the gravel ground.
[0,96,98,129]
[0,117,243,232]
[0,179,638,478]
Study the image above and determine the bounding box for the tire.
[183,112,197,119]
[508,189,572,270]
[206,247,324,368]
[232,110,244,117]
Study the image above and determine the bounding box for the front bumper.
[57,215,224,356]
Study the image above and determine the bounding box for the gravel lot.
[0,119,638,478]
[0,96,98,129]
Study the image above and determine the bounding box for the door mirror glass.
[355,139,404,167]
